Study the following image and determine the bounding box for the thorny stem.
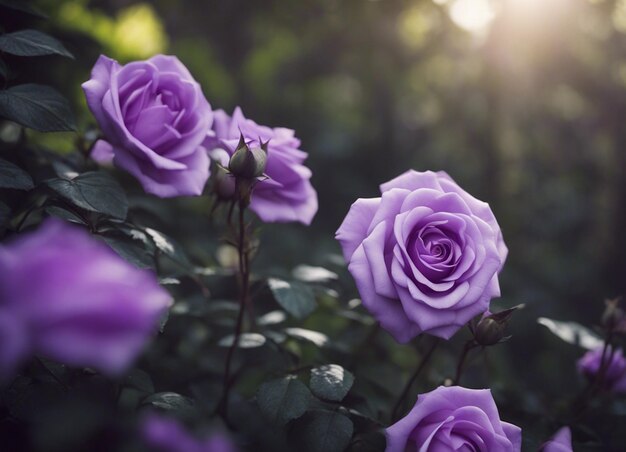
[391,338,439,422]
[220,197,251,421]
[453,339,477,386]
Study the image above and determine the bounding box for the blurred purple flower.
[336,170,507,342]
[83,54,213,197]
[204,107,318,225]
[577,346,626,393]
[540,427,573,452]
[386,385,521,452]
[0,219,172,380]
[142,413,237,452]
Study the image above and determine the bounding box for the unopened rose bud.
[472,304,523,347]
[212,165,236,200]
[228,136,267,179]
[474,317,506,346]
[602,298,624,331]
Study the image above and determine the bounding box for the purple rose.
[204,107,318,225]
[577,346,626,392]
[0,219,172,380]
[540,427,573,452]
[386,386,521,452]
[141,413,237,452]
[336,170,507,342]
[82,54,213,197]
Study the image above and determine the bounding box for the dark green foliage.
[0,158,34,190]
[0,30,73,58]
[310,365,354,402]
[46,171,128,220]
[0,84,76,132]
[268,277,317,319]
[256,375,311,425]
[297,410,354,452]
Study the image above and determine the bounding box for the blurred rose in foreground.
[83,54,213,197]
[336,170,507,342]
[0,219,171,380]
[204,107,318,225]
[386,385,521,451]
[577,346,626,393]
[141,413,237,452]
[540,426,573,452]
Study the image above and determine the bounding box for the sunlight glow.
[449,0,496,33]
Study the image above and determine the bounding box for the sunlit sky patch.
[449,0,496,33]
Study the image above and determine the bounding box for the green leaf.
[300,410,354,452]
[293,265,338,283]
[0,201,10,226]
[257,310,288,326]
[46,171,128,219]
[0,30,73,58]
[537,317,603,350]
[44,206,87,225]
[284,328,329,347]
[100,235,155,269]
[0,84,76,132]
[0,0,47,18]
[142,392,196,418]
[257,376,311,425]
[145,227,192,269]
[0,58,8,80]
[124,369,154,394]
[310,365,354,402]
[0,157,33,190]
[268,278,316,319]
[219,332,266,348]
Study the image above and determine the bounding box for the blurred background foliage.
[5,0,626,448]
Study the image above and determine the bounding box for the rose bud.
[602,298,624,332]
[212,164,236,201]
[204,107,317,225]
[473,304,523,346]
[228,135,267,180]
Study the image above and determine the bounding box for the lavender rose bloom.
[577,346,626,392]
[141,413,237,452]
[336,170,507,342]
[83,54,213,197]
[204,107,318,225]
[540,427,573,452]
[386,386,521,452]
[0,219,172,380]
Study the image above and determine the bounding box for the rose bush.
[0,219,171,379]
[336,170,507,342]
[386,386,521,452]
[83,54,213,197]
[204,107,318,225]
[577,345,626,392]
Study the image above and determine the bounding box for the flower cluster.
[83,55,318,225]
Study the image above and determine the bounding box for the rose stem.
[391,338,439,422]
[571,330,615,419]
[220,196,251,421]
[452,339,477,386]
